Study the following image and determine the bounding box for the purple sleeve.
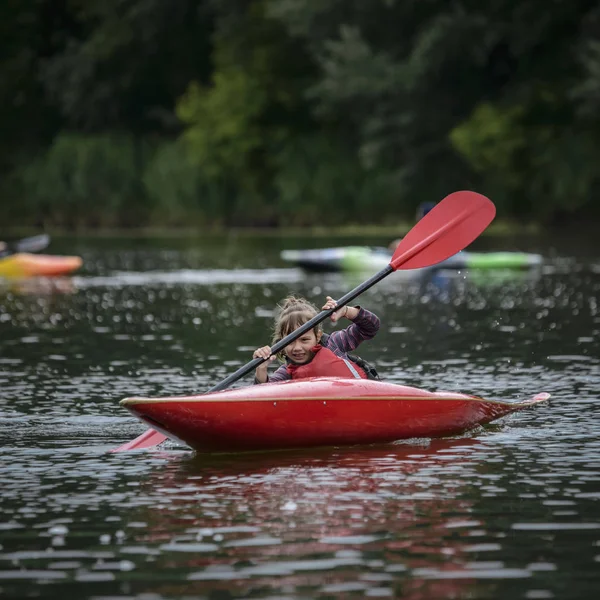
[327,307,380,353]
[254,363,291,384]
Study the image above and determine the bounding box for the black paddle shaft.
[207,264,393,392]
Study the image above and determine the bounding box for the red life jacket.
[286,345,367,380]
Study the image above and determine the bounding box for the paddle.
[0,234,50,257]
[111,190,496,452]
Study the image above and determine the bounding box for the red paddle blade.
[390,191,496,271]
[110,429,167,452]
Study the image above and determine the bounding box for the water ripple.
[0,245,598,599]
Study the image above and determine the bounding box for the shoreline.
[2,220,545,239]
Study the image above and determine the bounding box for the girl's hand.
[253,345,275,383]
[323,296,348,323]
[253,345,273,361]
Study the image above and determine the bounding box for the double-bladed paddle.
[111,190,496,452]
[0,234,51,257]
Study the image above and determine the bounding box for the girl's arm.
[328,306,380,353]
[253,363,291,384]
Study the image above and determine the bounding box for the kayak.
[444,251,543,270]
[121,377,549,452]
[280,246,388,273]
[0,253,82,278]
[281,247,543,273]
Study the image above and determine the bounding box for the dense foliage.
[2,0,599,229]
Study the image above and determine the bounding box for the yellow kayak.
[0,253,82,278]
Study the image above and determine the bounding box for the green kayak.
[281,247,543,273]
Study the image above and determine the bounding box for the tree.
[177,0,316,225]
[39,0,215,133]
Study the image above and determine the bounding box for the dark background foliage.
[2,0,599,229]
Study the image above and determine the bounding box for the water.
[0,233,599,599]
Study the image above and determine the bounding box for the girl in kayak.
[253,295,380,383]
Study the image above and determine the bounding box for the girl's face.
[284,329,322,364]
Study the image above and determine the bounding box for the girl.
[253,295,380,383]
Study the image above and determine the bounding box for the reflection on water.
[0,277,77,296]
[0,236,598,599]
[1,434,599,599]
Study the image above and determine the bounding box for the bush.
[14,133,148,228]
[143,139,228,227]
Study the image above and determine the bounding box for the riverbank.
[3,219,545,240]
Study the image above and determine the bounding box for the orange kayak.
[0,253,82,278]
[121,377,550,452]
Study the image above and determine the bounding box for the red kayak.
[121,378,549,452]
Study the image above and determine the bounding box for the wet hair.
[272,295,322,358]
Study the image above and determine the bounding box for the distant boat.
[0,253,83,278]
[281,246,543,273]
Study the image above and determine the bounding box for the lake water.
[0,232,599,599]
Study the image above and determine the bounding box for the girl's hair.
[272,295,321,357]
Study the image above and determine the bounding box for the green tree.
[177,0,316,225]
[40,0,215,133]
[0,0,76,172]
[269,0,600,219]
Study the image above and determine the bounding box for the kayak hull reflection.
[121,378,549,452]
